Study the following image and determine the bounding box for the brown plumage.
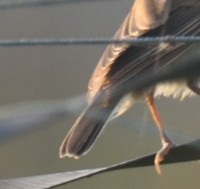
[60,0,200,172]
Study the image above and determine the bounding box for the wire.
[0,0,113,10]
[0,36,199,47]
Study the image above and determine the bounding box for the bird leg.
[146,95,175,174]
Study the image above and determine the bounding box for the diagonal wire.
[0,95,86,142]
[0,36,199,47]
[0,0,116,10]
[0,139,199,189]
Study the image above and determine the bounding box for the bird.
[59,0,200,173]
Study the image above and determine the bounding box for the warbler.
[60,0,200,173]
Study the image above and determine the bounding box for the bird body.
[60,0,200,163]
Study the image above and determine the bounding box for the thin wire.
[0,36,199,47]
[0,0,113,10]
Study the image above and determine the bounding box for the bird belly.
[154,80,195,100]
[107,80,195,120]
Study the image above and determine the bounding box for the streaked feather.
[60,0,200,158]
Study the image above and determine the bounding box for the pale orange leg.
[146,95,175,174]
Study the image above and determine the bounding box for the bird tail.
[59,91,120,158]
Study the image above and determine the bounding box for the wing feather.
[88,0,200,101]
[88,0,171,101]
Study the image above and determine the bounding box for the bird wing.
[88,0,200,101]
[88,0,171,101]
[104,6,200,90]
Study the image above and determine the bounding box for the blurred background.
[0,0,199,188]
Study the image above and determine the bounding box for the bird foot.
[154,139,176,174]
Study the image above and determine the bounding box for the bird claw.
[154,140,176,174]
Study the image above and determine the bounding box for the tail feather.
[59,92,120,158]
